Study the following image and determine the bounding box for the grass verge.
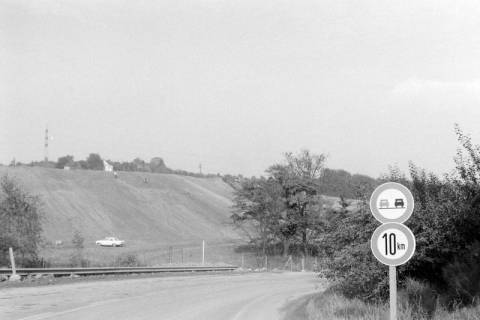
[288,291,480,320]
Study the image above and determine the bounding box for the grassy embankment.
[1,166,349,268]
[0,166,244,266]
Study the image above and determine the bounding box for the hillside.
[0,166,241,246]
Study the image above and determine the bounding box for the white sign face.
[371,223,416,266]
[370,182,414,223]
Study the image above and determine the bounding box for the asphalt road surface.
[0,272,323,320]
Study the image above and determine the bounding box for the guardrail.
[0,265,238,277]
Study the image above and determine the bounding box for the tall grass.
[301,279,480,320]
[303,292,480,320]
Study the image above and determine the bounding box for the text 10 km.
[381,233,406,256]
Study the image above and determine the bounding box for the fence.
[19,241,327,271]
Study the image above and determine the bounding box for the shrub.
[69,252,89,267]
[117,253,140,267]
[442,241,480,307]
[327,243,388,302]
[321,127,480,306]
[0,175,43,267]
[399,278,437,318]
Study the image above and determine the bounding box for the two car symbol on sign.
[379,198,405,209]
[370,182,415,266]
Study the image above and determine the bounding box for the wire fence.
[32,241,326,271]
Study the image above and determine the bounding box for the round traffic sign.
[370,182,414,223]
[371,223,415,266]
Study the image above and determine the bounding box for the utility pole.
[44,126,49,163]
[44,126,53,164]
[199,163,202,174]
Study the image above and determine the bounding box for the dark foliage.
[85,153,104,170]
[55,155,74,169]
[322,126,480,307]
[117,253,140,267]
[0,175,43,267]
[319,169,377,199]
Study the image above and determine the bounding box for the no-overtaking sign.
[369,182,414,224]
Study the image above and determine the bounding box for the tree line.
[12,153,218,178]
[231,150,376,258]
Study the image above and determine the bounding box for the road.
[0,272,323,320]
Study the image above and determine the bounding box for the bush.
[327,243,388,302]
[69,253,89,267]
[117,253,140,267]
[442,241,480,307]
[72,230,84,249]
[321,127,480,307]
[399,278,437,318]
[0,175,43,267]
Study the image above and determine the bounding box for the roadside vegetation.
[290,287,480,320]
[232,125,480,318]
[0,175,43,267]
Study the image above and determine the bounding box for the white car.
[95,237,125,247]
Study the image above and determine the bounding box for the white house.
[103,160,114,172]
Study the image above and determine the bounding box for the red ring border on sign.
[370,223,416,266]
[369,182,414,224]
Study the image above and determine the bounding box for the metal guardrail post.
[9,247,16,276]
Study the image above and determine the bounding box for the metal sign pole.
[389,265,397,320]
[370,183,416,320]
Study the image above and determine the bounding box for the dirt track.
[0,272,323,320]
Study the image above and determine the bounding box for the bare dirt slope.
[0,273,322,320]
[0,166,240,245]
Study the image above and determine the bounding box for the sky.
[1,0,480,178]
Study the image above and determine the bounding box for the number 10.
[382,233,397,255]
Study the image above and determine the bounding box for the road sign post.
[370,182,416,320]
[390,266,396,320]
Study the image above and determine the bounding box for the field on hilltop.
[0,166,242,250]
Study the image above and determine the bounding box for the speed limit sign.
[370,223,415,266]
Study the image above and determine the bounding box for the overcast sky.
[1,0,480,178]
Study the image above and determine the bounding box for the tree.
[132,158,149,172]
[268,150,327,258]
[85,153,104,170]
[72,229,84,249]
[70,229,86,267]
[149,157,171,173]
[232,177,285,255]
[0,175,43,267]
[56,155,74,169]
